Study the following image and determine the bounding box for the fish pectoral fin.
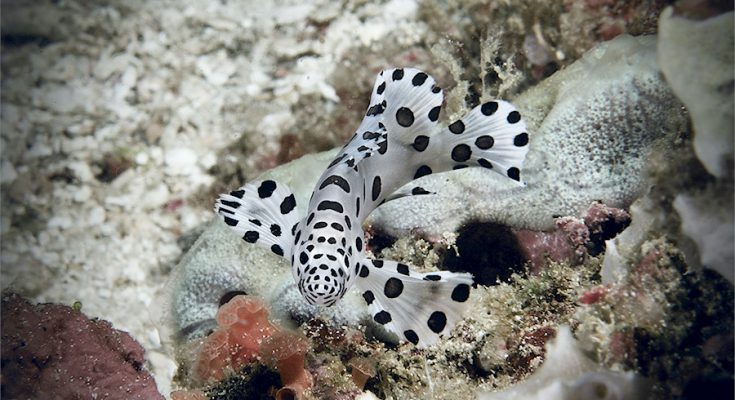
[381,185,436,204]
[353,258,473,348]
[215,179,301,259]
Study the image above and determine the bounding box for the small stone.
[164,147,197,174]
[144,183,171,209]
[66,119,95,136]
[135,152,149,165]
[1,161,18,184]
[72,185,92,202]
[199,151,217,170]
[67,161,95,183]
[88,206,106,225]
[47,215,73,230]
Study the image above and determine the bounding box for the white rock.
[66,119,95,136]
[356,391,380,400]
[94,124,119,141]
[383,0,418,20]
[199,151,217,170]
[196,50,236,86]
[601,195,663,284]
[25,140,53,159]
[135,152,150,165]
[256,111,295,138]
[72,185,92,202]
[674,192,734,282]
[149,146,164,165]
[34,84,87,114]
[164,147,197,173]
[88,205,106,225]
[99,222,116,236]
[67,161,95,183]
[147,350,178,397]
[658,8,734,179]
[147,328,162,348]
[144,183,171,209]
[1,160,18,184]
[275,4,314,25]
[114,65,139,100]
[47,215,73,230]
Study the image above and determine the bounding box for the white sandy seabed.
[0,0,431,395]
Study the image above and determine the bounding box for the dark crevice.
[443,221,526,286]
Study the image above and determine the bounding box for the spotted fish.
[215,68,529,347]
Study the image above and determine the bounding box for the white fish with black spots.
[215,68,529,347]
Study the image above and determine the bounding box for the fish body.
[215,68,529,346]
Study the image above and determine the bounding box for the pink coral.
[347,357,376,390]
[261,330,313,400]
[195,295,277,382]
[579,285,610,305]
[194,295,313,399]
[515,202,630,273]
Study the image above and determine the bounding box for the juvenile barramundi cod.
[215,68,529,347]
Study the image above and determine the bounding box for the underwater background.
[1,0,733,399]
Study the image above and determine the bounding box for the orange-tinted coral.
[195,295,277,382]
[193,295,313,399]
[347,357,376,390]
[261,330,313,400]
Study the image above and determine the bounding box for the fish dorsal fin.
[363,68,444,147]
[353,258,473,348]
[215,179,301,259]
[329,125,388,171]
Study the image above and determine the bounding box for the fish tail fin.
[214,179,301,259]
[354,258,473,347]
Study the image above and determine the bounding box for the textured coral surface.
[0,293,163,399]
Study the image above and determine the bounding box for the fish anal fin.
[354,258,473,348]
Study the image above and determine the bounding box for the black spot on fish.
[427,311,447,333]
[412,135,430,152]
[280,194,296,214]
[258,180,277,198]
[318,200,344,213]
[374,310,392,324]
[384,278,404,298]
[412,72,428,86]
[451,284,470,302]
[404,330,419,345]
[481,101,498,116]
